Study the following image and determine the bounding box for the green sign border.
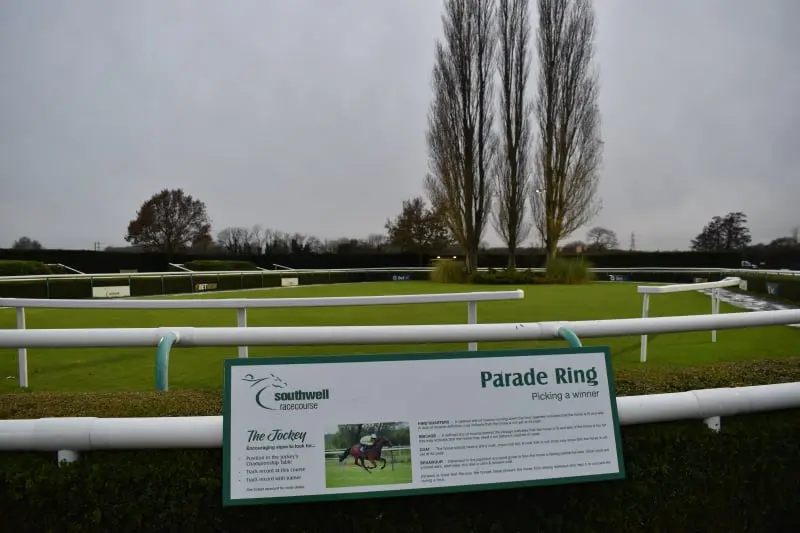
[222,346,625,507]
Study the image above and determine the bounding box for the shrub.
[430,258,467,284]
[183,260,260,271]
[0,260,52,276]
[545,256,595,284]
[1,360,800,531]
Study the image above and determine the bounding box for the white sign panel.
[281,277,299,287]
[91,285,131,298]
[222,347,624,506]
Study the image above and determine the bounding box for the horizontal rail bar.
[2,308,800,348]
[2,382,798,451]
[0,290,524,310]
[638,277,741,294]
[0,266,797,283]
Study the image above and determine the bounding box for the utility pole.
[629,232,636,252]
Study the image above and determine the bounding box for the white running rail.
[637,277,742,362]
[0,290,524,388]
[0,266,798,283]
[2,381,798,464]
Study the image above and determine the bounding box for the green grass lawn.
[2,281,799,393]
[325,459,413,488]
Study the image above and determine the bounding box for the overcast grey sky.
[1,0,798,252]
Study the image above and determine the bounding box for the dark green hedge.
[740,272,800,305]
[2,359,800,532]
[0,269,430,299]
[470,267,727,286]
[0,259,52,276]
[183,260,260,271]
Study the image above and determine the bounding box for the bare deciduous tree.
[425,0,498,273]
[586,226,618,251]
[530,0,603,261]
[492,0,533,269]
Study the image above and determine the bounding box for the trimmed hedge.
[2,359,800,532]
[740,272,800,305]
[0,259,52,276]
[0,269,431,299]
[183,260,260,271]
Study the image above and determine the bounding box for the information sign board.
[222,347,625,506]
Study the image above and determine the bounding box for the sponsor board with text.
[222,347,625,506]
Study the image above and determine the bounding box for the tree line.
[8,2,796,263]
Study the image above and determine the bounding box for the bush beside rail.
[2,360,800,532]
[0,260,53,276]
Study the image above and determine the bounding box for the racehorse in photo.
[338,436,394,473]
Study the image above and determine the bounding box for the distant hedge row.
[739,272,800,305]
[2,359,799,532]
[0,260,427,299]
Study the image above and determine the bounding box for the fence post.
[704,415,721,432]
[467,300,477,351]
[155,331,179,392]
[16,307,28,388]
[640,293,650,363]
[58,450,79,465]
[711,288,719,343]
[237,308,249,358]
[557,327,583,348]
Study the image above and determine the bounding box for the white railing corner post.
[704,416,721,433]
[57,450,79,465]
[16,307,28,388]
[467,300,478,351]
[236,308,249,358]
[639,294,650,363]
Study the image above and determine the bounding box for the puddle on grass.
[695,288,800,328]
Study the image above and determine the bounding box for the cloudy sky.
[1,0,798,252]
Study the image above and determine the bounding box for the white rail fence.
[3,307,800,391]
[2,382,798,465]
[0,290,525,388]
[637,277,743,363]
[0,266,798,284]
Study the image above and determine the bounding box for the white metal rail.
[0,290,525,388]
[1,382,798,464]
[637,277,743,362]
[0,266,798,283]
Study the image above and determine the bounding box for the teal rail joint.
[155,331,179,392]
[557,327,583,348]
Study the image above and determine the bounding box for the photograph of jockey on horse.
[338,432,394,472]
[325,422,412,488]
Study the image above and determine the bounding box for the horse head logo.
[241,373,288,410]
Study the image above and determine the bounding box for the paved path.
[696,287,799,328]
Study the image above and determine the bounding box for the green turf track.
[2,281,799,392]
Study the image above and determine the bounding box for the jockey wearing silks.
[359,433,377,453]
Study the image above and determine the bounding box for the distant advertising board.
[281,277,299,287]
[766,282,779,296]
[91,286,130,298]
[392,274,412,281]
[195,283,218,292]
[222,347,625,506]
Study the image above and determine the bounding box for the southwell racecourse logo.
[241,373,330,411]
